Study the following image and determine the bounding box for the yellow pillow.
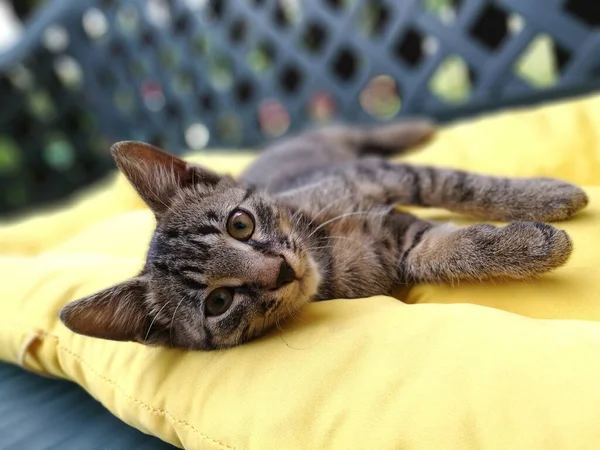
[3,93,600,449]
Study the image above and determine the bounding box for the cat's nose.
[275,257,296,289]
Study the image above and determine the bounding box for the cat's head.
[59,142,321,350]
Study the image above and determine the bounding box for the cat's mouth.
[268,272,305,292]
[239,256,319,346]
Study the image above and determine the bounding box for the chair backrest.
[1,0,599,215]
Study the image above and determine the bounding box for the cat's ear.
[59,277,151,343]
[111,141,222,217]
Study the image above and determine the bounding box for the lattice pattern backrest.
[1,0,600,215]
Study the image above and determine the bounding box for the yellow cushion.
[3,93,600,449]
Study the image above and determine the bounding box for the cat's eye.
[205,288,234,317]
[227,209,255,241]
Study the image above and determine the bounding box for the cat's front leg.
[398,220,573,283]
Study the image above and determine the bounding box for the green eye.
[205,288,234,317]
[227,209,255,241]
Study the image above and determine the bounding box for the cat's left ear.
[111,141,224,217]
[59,276,154,344]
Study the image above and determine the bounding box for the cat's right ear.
[111,141,222,217]
[59,276,153,343]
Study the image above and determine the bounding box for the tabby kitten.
[60,120,588,350]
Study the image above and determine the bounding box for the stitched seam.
[42,333,235,450]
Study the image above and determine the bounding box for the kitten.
[60,120,588,350]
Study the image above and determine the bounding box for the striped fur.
[60,120,588,350]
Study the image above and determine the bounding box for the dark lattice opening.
[323,0,348,12]
[109,40,125,58]
[272,1,301,28]
[302,21,328,54]
[97,69,116,88]
[564,0,600,28]
[229,18,248,44]
[63,111,85,132]
[235,79,254,104]
[191,33,208,56]
[331,47,360,82]
[173,13,191,35]
[394,27,425,67]
[200,92,214,111]
[247,41,276,73]
[140,30,155,46]
[13,113,34,138]
[469,3,510,50]
[279,65,303,94]
[164,102,180,120]
[553,42,572,73]
[99,0,116,8]
[358,0,390,36]
[0,75,10,92]
[205,0,226,21]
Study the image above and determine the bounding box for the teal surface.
[0,362,176,450]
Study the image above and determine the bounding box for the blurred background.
[0,0,599,217]
[1,2,600,448]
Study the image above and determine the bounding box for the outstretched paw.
[531,179,588,221]
[506,178,588,222]
[402,221,573,283]
[496,221,573,274]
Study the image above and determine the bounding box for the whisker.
[307,208,392,239]
[289,206,304,226]
[144,300,172,342]
[169,297,185,347]
[300,192,360,235]
[322,235,375,256]
[276,178,333,198]
[304,245,338,252]
[288,304,302,322]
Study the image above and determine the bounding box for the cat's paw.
[520,179,588,222]
[403,221,573,283]
[494,221,573,276]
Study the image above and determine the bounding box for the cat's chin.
[239,255,320,346]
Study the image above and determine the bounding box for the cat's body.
[60,120,588,350]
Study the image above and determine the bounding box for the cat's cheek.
[301,255,322,300]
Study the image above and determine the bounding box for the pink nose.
[249,256,297,290]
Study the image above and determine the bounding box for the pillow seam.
[44,333,235,450]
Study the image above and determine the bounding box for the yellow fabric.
[3,93,600,449]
